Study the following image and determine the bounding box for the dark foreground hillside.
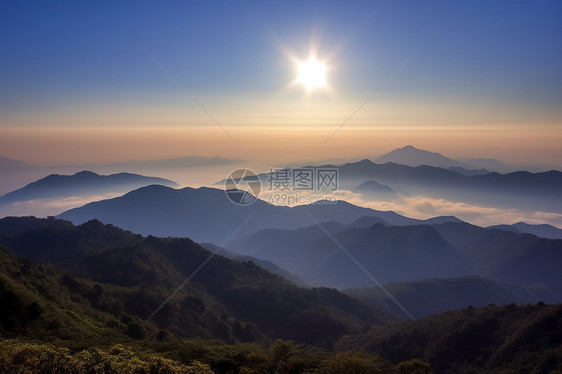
[0,217,561,373]
[0,217,394,346]
[0,339,435,374]
[337,303,562,374]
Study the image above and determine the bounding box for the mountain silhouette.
[347,276,533,318]
[511,222,562,239]
[230,222,472,288]
[229,219,562,296]
[486,222,562,239]
[330,160,562,213]
[352,180,398,200]
[0,171,178,211]
[374,145,512,172]
[221,157,562,213]
[433,222,562,301]
[0,156,35,171]
[0,217,395,343]
[375,145,464,168]
[58,185,462,244]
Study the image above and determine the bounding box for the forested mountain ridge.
[0,216,395,345]
[337,303,562,373]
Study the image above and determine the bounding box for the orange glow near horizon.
[1,86,561,169]
[1,124,560,170]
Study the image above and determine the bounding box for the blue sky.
[2,1,561,104]
[1,1,561,166]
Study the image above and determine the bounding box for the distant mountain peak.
[511,221,562,239]
[353,159,375,166]
[0,156,35,170]
[352,180,396,195]
[353,180,392,189]
[375,146,463,169]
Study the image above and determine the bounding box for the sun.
[297,57,327,90]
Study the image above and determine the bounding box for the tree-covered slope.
[0,217,396,346]
[337,303,562,373]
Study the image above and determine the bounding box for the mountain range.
[346,276,532,319]
[374,145,465,169]
[374,145,515,173]
[216,148,562,214]
[0,154,241,196]
[0,216,395,344]
[488,221,562,240]
[57,185,463,244]
[6,146,562,222]
[0,171,178,217]
[432,223,562,294]
[0,171,177,205]
[229,219,562,296]
[1,216,560,373]
[55,183,562,300]
[228,221,471,289]
[317,159,562,213]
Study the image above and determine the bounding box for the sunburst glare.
[297,56,327,90]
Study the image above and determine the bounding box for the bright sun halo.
[297,57,327,90]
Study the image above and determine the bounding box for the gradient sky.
[1,1,561,168]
